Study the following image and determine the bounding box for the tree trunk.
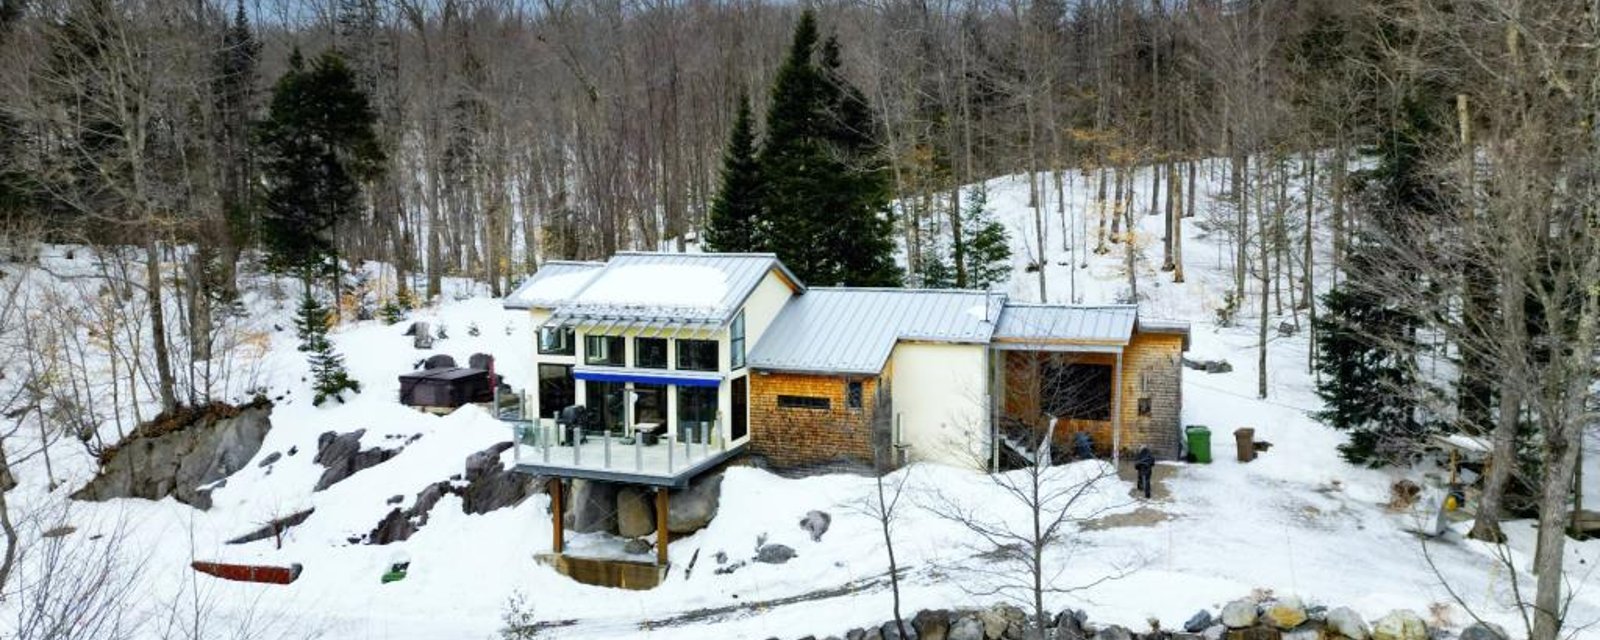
[146,238,177,412]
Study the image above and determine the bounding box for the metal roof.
[502,261,605,310]
[748,288,1006,375]
[547,252,804,327]
[992,304,1138,344]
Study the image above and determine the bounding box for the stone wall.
[748,372,880,470]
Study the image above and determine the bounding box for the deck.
[505,419,743,488]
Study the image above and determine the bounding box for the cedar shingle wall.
[999,331,1185,458]
[748,372,878,469]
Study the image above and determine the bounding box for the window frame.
[583,334,626,367]
[536,363,575,419]
[634,337,669,369]
[730,311,746,370]
[537,326,575,356]
[676,339,719,372]
[777,395,831,411]
[845,380,864,410]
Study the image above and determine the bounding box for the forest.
[0,1,1596,639]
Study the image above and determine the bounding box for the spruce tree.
[758,11,900,286]
[705,94,761,253]
[256,49,384,285]
[1313,282,1421,465]
[297,289,361,406]
[957,184,1013,290]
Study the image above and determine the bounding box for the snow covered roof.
[992,304,1139,344]
[503,261,605,310]
[545,252,804,327]
[748,288,1005,375]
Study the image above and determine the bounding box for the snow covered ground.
[4,161,1600,639]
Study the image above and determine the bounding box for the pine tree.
[1313,283,1421,465]
[758,11,900,286]
[297,289,361,406]
[256,49,384,285]
[957,184,1013,290]
[705,93,761,252]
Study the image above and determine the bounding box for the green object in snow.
[381,567,408,584]
[1186,425,1212,464]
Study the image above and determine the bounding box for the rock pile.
[72,400,273,510]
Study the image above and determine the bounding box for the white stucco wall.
[741,269,799,349]
[888,342,989,469]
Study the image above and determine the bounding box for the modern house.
[500,252,1189,573]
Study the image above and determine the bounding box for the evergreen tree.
[705,93,761,252]
[1313,282,1421,465]
[256,49,384,285]
[758,11,900,286]
[214,0,260,241]
[297,289,361,406]
[956,184,1012,290]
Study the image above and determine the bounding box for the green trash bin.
[1185,426,1212,463]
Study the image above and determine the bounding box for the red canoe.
[191,561,303,585]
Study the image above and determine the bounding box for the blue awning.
[573,368,723,388]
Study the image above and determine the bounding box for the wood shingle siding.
[748,372,879,470]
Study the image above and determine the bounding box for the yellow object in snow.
[1445,495,1459,511]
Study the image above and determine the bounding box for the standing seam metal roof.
[534,253,803,326]
[747,288,1006,375]
[502,261,605,310]
[992,304,1138,343]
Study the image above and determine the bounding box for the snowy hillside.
[3,161,1600,640]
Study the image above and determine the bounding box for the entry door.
[731,376,748,440]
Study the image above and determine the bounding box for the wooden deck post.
[655,487,670,566]
[549,478,565,554]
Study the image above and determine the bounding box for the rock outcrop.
[617,487,657,538]
[566,479,618,533]
[72,400,273,510]
[313,430,401,491]
[461,442,539,514]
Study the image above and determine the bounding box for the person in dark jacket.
[1134,446,1156,499]
[1072,432,1095,461]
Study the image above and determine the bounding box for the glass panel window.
[584,334,625,366]
[676,339,718,372]
[585,381,626,433]
[1041,362,1113,421]
[538,326,574,355]
[676,386,718,443]
[846,381,863,410]
[635,337,668,369]
[537,364,574,419]
[633,384,667,427]
[730,311,746,370]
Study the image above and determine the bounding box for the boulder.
[1223,628,1280,640]
[949,616,985,640]
[913,610,950,640]
[623,538,653,555]
[668,473,722,533]
[72,402,273,510]
[1324,607,1368,640]
[979,607,1009,640]
[1202,625,1225,640]
[1184,611,1214,633]
[882,620,918,640]
[566,479,618,534]
[1055,609,1089,640]
[423,354,456,369]
[1281,624,1322,640]
[755,543,796,564]
[460,442,540,515]
[616,487,657,538]
[1458,622,1508,640]
[1095,626,1132,640]
[1221,600,1258,629]
[368,508,418,544]
[257,451,282,468]
[1263,597,1307,630]
[225,508,315,545]
[312,429,403,491]
[800,510,833,542]
[1370,611,1426,640]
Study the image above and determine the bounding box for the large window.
[677,386,718,443]
[635,337,668,369]
[1041,362,1113,421]
[677,339,718,372]
[537,364,574,419]
[538,326,574,355]
[585,381,626,432]
[584,334,625,366]
[633,384,667,427]
[730,311,746,370]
